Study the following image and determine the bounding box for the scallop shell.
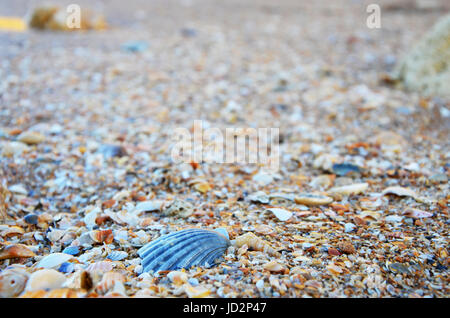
[138,228,230,273]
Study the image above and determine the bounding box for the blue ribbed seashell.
[138,228,230,273]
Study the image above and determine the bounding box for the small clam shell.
[25,269,66,292]
[138,228,230,273]
[35,253,73,269]
[294,194,333,206]
[0,267,29,297]
[0,244,35,260]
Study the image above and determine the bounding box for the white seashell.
[248,191,269,204]
[35,253,73,269]
[83,207,101,228]
[266,208,292,221]
[138,228,230,273]
[46,229,65,243]
[8,184,28,195]
[134,200,164,214]
[329,183,368,196]
[25,269,66,292]
[268,192,295,201]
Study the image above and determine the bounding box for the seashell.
[0,266,29,297]
[161,199,194,218]
[234,232,279,256]
[183,284,211,298]
[62,246,80,256]
[95,271,126,295]
[134,200,164,214]
[328,183,368,196]
[83,207,101,228]
[263,260,285,272]
[0,225,24,237]
[86,261,114,273]
[402,208,433,219]
[138,228,230,273]
[266,208,292,221]
[167,271,188,286]
[248,191,269,204]
[17,131,45,145]
[20,288,81,298]
[254,224,275,235]
[25,269,66,292]
[268,192,295,201]
[0,244,35,260]
[106,251,128,261]
[8,184,28,195]
[89,229,114,244]
[35,253,73,269]
[58,262,75,274]
[62,270,93,290]
[46,229,65,243]
[294,194,333,206]
[382,186,418,199]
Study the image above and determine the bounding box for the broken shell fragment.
[382,186,418,199]
[138,228,230,273]
[266,208,293,221]
[328,183,368,196]
[248,191,269,204]
[294,194,334,206]
[161,199,194,218]
[0,244,35,260]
